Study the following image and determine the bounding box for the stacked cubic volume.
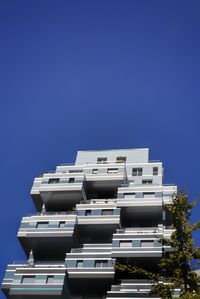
[2,148,176,299]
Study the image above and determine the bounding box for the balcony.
[112,232,162,258]
[30,173,87,211]
[83,164,127,199]
[65,244,115,294]
[106,280,160,298]
[76,203,121,242]
[117,188,165,227]
[17,214,78,259]
[2,262,68,299]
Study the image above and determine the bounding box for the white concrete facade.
[2,148,176,299]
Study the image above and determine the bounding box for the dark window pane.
[48,178,60,184]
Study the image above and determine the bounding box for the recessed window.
[97,157,107,164]
[141,240,154,247]
[92,168,98,174]
[116,156,126,163]
[143,192,155,197]
[107,168,118,174]
[142,179,153,185]
[21,276,35,284]
[85,210,91,216]
[59,221,65,228]
[132,168,143,176]
[153,167,158,175]
[124,193,135,198]
[120,241,132,248]
[46,275,54,284]
[68,178,75,183]
[36,222,49,228]
[69,169,83,173]
[101,209,113,215]
[95,260,108,268]
[76,260,83,268]
[48,178,60,184]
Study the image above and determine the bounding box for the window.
[132,168,143,176]
[21,276,35,284]
[143,192,155,197]
[46,275,54,284]
[92,168,98,174]
[101,209,113,215]
[48,178,60,184]
[95,260,108,268]
[69,169,83,173]
[141,240,154,247]
[116,156,126,163]
[85,210,91,216]
[97,157,107,164]
[76,260,83,268]
[36,222,49,228]
[59,221,65,228]
[153,167,158,175]
[142,179,152,185]
[120,241,132,248]
[68,177,75,183]
[124,193,135,198]
[107,168,118,174]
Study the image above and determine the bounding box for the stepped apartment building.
[2,148,177,299]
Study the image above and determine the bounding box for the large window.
[143,192,155,197]
[116,156,126,163]
[68,177,75,183]
[132,168,143,176]
[142,179,152,185]
[85,210,92,216]
[46,275,54,284]
[97,157,107,164]
[36,222,49,228]
[120,241,132,248]
[124,193,135,198]
[95,260,108,268]
[21,276,35,284]
[76,260,83,268]
[92,168,98,174]
[69,169,83,173]
[48,178,60,184]
[59,221,65,228]
[153,167,158,175]
[107,168,118,174]
[101,209,113,215]
[141,240,154,247]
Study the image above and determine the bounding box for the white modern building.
[2,148,176,299]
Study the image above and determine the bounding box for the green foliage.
[115,191,200,298]
[179,291,200,299]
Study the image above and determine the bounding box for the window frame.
[132,168,143,176]
[142,179,153,185]
[101,209,113,216]
[46,275,54,284]
[97,157,107,164]
[76,260,83,268]
[48,178,60,184]
[116,156,126,163]
[94,260,108,268]
[68,177,75,183]
[153,167,158,175]
[85,210,92,216]
[36,222,49,229]
[21,276,35,284]
[119,240,133,248]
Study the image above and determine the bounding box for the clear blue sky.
[1,0,200,290]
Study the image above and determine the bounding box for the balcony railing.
[26,211,76,216]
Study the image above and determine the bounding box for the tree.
[115,191,200,298]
